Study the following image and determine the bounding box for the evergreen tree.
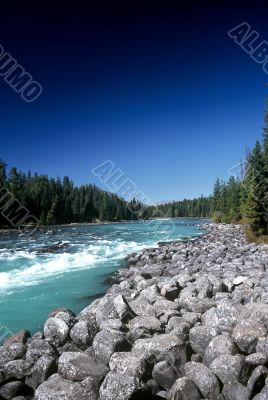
[245,141,267,234]
[0,159,7,185]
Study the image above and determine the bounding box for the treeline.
[147,196,212,219]
[201,102,268,236]
[211,134,268,236]
[0,163,143,228]
[1,103,268,236]
[146,176,242,223]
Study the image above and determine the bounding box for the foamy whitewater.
[0,219,208,333]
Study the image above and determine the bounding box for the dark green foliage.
[0,162,141,228]
[210,176,241,223]
[147,196,212,219]
[206,102,268,233]
[242,141,267,234]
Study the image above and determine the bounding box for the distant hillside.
[0,160,143,228]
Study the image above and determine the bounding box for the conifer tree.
[244,141,267,234]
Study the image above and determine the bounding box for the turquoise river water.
[0,218,208,336]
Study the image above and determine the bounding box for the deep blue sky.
[0,1,268,202]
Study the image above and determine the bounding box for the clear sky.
[0,1,268,203]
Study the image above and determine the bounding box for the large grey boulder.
[2,359,33,380]
[245,352,268,365]
[203,334,237,366]
[127,315,162,343]
[159,282,180,301]
[201,307,219,329]
[153,299,179,318]
[109,352,146,378]
[50,310,77,328]
[247,366,268,396]
[0,381,27,400]
[26,355,57,389]
[179,290,214,313]
[91,295,120,325]
[100,352,148,399]
[141,265,166,279]
[167,377,201,400]
[132,334,186,367]
[92,328,128,364]
[58,351,108,382]
[180,312,200,327]
[256,337,268,355]
[160,310,180,325]
[0,343,27,368]
[165,317,190,341]
[113,294,134,321]
[57,341,82,354]
[80,376,102,400]
[222,382,250,400]
[70,321,93,350]
[189,325,218,355]
[44,317,70,347]
[26,339,58,363]
[242,303,268,323]
[128,315,161,333]
[35,373,88,400]
[152,360,179,390]
[252,384,268,400]
[128,296,156,317]
[210,354,246,384]
[214,299,243,333]
[99,318,124,331]
[232,317,267,353]
[184,361,220,400]
[99,373,144,400]
[76,304,99,337]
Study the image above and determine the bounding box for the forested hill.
[0,162,143,228]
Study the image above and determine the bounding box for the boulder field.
[1,223,268,399]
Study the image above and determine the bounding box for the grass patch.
[244,226,268,244]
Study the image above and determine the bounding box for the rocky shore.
[1,223,268,399]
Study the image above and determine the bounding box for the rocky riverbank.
[1,223,268,399]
